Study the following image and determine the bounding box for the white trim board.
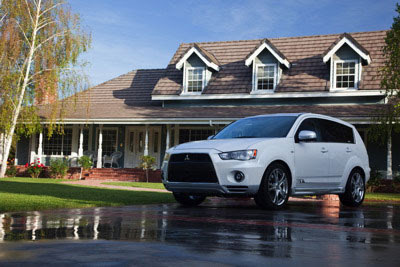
[176,47,220,71]
[245,42,290,68]
[323,37,371,64]
[152,90,385,101]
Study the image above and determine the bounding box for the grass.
[0,177,174,213]
[365,193,400,202]
[102,181,166,190]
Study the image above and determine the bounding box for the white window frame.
[95,127,119,156]
[332,59,360,91]
[184,66,205,95]
[253,63,277,92]
[39,127,74,157]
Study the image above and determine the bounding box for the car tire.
[173,192,206,207]
[255,162,290,210]
[339,169,365,207]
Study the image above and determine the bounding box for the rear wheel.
[255,163,290,210]
[173,192,206,207]
[339,169,365,207]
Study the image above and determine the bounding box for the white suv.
[162,113,370,209]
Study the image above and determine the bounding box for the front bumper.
[162,149,265,196]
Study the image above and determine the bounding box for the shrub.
[49,158,69,179]
[140,155,156,182]
[25,159,45,178]
[78,155,92,170]
[5,165,17,177]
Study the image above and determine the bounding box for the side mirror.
[207,135,214,140]
[298,130,317,142]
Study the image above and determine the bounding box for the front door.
[124,126,161,168]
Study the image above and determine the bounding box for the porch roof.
[38,102,386,124]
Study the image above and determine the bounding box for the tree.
[0,0,90,177]
[369,3,400,180]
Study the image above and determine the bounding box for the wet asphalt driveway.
[0,198,399,266]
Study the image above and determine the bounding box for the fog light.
[234,171,245,182]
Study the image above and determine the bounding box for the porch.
[16,123,224,170]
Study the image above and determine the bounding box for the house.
[14,30,399,176]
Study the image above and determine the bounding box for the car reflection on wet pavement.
[0,198,399,266]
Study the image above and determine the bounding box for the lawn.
[365,193,400,202]
[0,177,174,213]
[102,181,166,190]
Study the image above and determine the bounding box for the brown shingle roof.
[38,102,386,121]
[322,33,370,59]
[152,30,387,95]
[244,38,289,65]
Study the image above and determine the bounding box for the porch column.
[78,125,84,157]
[166,125,171,150]
[174,124,179,146]
[144,124,149,156]
[96,125,103,168]
[37,131,43,162]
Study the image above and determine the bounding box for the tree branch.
[24,0,35,25]
[34,29,70,52]
[39,2,64,18]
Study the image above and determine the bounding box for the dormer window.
[256,64,277,90]
[334,60,358,89]
[323,33,371,91]
[175,44,220,95]
[245,39,290,93]
[186,67,205,93]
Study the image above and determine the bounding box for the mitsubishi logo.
[184,154,190,161]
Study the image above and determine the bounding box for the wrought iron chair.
[102,151,123,168]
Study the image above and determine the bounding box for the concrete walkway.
[62,179,169,193]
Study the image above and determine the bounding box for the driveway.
[0,199,399,266]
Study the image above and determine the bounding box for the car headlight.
[219,149,257,161]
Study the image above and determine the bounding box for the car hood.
[173,138,268,152]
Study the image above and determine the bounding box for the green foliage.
[5,165,17,177]
[78,155,92,170]
[49,158,69,179]
[368,4,400,144]
[0,177,174,212]
[140,155,156,171]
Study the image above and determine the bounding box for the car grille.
[168,153,218,183]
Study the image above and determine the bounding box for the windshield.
[213,116,298,139]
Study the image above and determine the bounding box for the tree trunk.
[0,0,42,178]
[387,133,393,180]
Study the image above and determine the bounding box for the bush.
[5,165,17,177]
[367,170,400,193]
[25,159,46,178]
[78,155,92,170]
[49,158,69,179]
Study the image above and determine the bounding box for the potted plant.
[78,155,93,180]
[140,155,156,183]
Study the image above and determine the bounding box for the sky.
[68,0,399,86]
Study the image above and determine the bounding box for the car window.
[318,119,354,143]
[295,118,322,142]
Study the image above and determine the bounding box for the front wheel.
[339,169,365,207]
[173,192,206,207]
[255,163,290,210]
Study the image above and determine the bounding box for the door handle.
[346,147,352,153]
[321,147,328,153]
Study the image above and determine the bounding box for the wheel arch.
[264,159,293,187]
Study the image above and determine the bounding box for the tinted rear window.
[318,119,354,143]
